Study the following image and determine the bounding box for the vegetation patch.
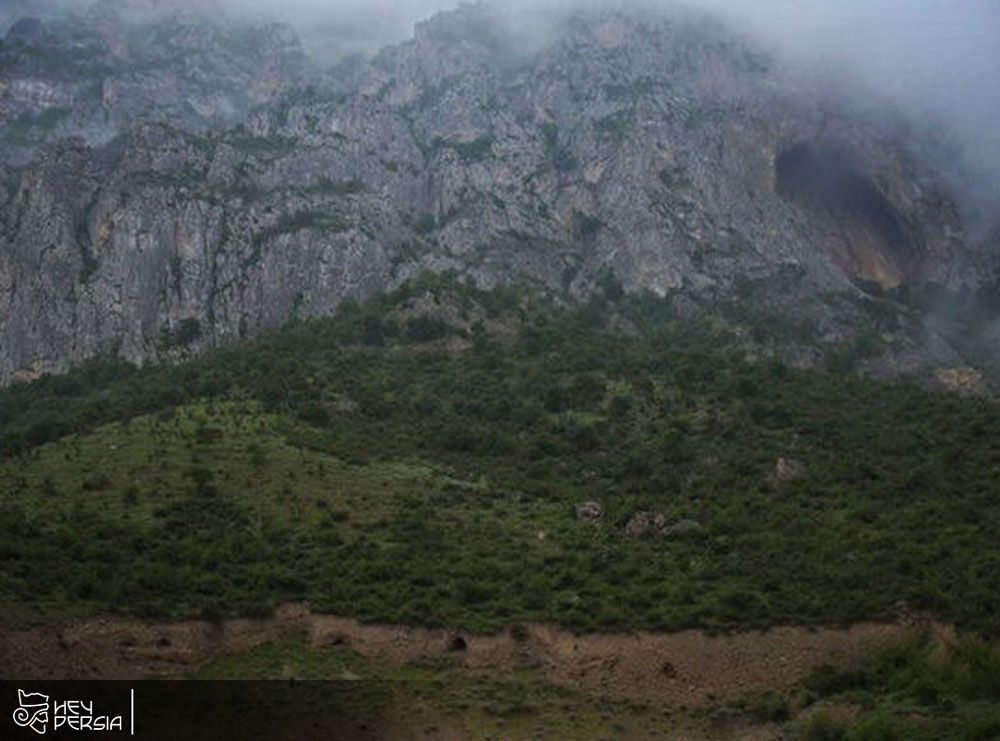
[788,634,1000,740]
[0,274,997,639]
[592,108,635,144]
[252,209,350,246]
[432,134,495,163]
[191,637,665,739]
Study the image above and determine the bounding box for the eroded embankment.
[1,604,949,705]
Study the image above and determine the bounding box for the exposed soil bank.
[1,604,948,706]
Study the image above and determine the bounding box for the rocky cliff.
[1,0,305,169]
[1,1,996,385]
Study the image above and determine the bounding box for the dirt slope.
[1,603,947,707]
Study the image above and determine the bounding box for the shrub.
[796,711,847,741]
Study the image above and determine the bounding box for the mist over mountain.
[221,0,1000,212]
[0,0,998,388]
[5,1,996,205]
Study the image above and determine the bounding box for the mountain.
[0,1,997,387]
[0,0,304,165]
[2,6,1000,734]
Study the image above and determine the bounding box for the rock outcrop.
[0,2,996,384]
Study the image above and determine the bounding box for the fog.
[5,0,998,213]
[217,0,999,213]
[712,0,999,213]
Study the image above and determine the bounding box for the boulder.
[575,500,603,521]
[775,457,806,481]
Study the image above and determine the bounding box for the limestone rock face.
[0,0,305,169]
[0,3,995,384]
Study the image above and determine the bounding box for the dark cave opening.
[775,143,918,261]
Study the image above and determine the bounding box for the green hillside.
[1,275,998,635]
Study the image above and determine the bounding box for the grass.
[186,631,1000,738]
[189,637,671,739]
[1,398,684,628]
[788,634,1000,740]
[0,274,998,638]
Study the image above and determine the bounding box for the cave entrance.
[775,142,917,265]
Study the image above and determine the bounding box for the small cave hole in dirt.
[449,634,468,652]
[510,623,530,643]
[156,637,171,648]
[775,142,917,260]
